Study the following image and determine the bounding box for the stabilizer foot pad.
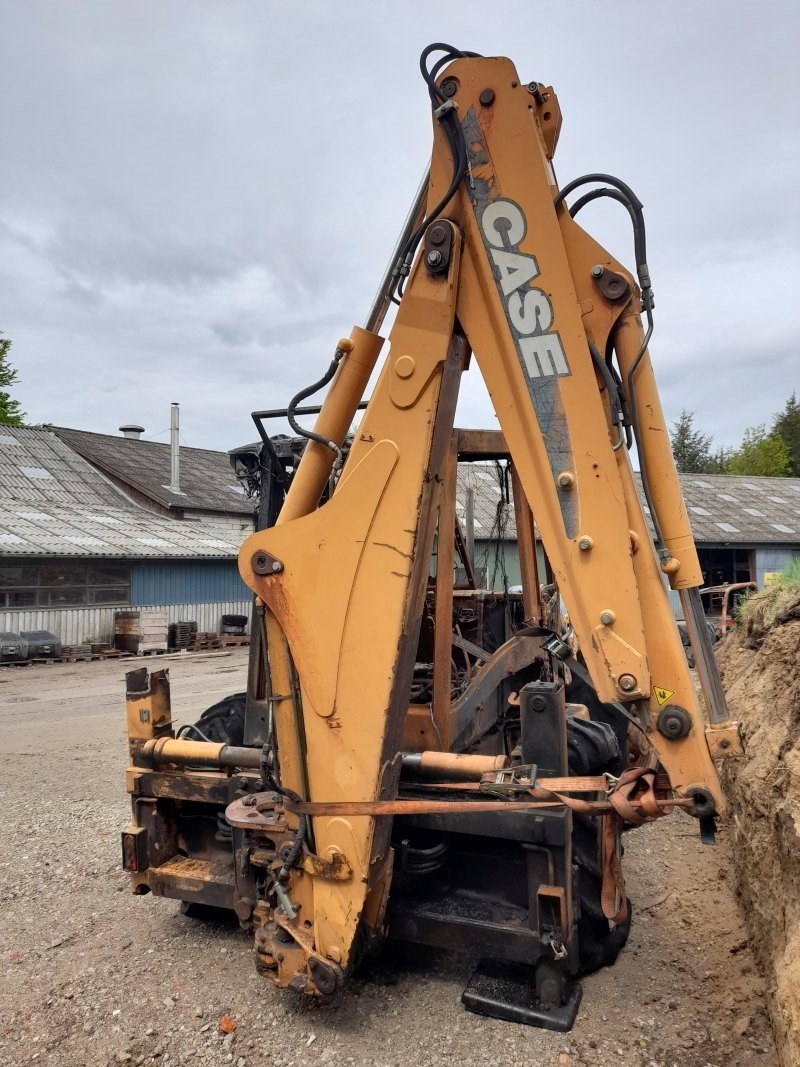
[462,960,582,1031]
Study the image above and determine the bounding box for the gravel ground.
[0,650,778,1066]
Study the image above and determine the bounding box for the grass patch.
[738,557,800,628]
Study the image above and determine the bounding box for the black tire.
[571,813,632,974]
[190,692,247,745]
[567,715,632,974]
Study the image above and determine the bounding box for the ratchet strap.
[285,767,674,820]
[285,768,671,926]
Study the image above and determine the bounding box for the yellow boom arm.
[238,52,735,992]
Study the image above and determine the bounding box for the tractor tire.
[190,692,246,745]
[567,715,632,975]
[571,813,632,974]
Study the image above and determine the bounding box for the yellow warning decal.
[653,686,675,707]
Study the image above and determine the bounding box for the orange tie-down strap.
[285,768,679,925]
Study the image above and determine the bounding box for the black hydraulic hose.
[588,339,625,450]
[555,172,665,553]
[285,346,347,469]
[567,187,646,272]
[554,173,651,291]
[389,45,481,303]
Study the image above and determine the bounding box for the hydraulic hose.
[285,344,349,470]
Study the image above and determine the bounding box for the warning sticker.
[653,686,675,707]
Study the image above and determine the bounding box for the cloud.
[0,1,797,454]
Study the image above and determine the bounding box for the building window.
[0,559,131,608]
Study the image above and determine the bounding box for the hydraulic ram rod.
[141,737,261,769]
[363,167,429,334]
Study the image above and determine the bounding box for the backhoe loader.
[121,44,741,1029]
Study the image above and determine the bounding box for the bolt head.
[271,561,282,573]
[618,673,637,692]
[557,470,575,489]
[530,695,547,712]
[600,610,616,626]
[591,264,605,278]
[578,536,592,552]
[426,249,443,267]
[479,88,495,107]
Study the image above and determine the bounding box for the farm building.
[457,465,800,592]
[52,422,254,539]
[0,425,254,646]
[2,419,799,649]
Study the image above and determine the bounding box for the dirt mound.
[718,587,800,1066]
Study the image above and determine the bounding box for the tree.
[726,424,792,477]
[669,409,725,473]
[0,334,24,425]
[773,392,800,476]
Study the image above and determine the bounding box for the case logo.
[480,199,570,379]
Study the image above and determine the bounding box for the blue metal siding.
[131,560,249,606]
[754,546,800,588]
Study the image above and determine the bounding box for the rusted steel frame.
[451,631,490,662]
[453,515,476,588]
[510,464,542,624]
[450,634,545,752]
[126,768,242,804]
[125,667,172,741]
[432,432,459,747]
[455,427,508,460]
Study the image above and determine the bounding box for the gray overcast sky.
[1,1,798,452]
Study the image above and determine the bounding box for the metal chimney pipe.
[168,403,180,494]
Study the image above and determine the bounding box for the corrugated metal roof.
[0,501,248,558]
[0,426,131,508]
[456,463,800,545]
[5,426,797,556]
[676,473,800,542]
[0,426,249,559]
[52,426,253,516]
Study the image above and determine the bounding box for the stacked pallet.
[114,609,168,655]
[189,630,222,651]
[168,620,197,650]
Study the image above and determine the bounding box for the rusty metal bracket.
[225,792,287,830]
[271,913,345,996]
[252,550,284,576]
[705,721,744,759]
[299,845,352,881]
